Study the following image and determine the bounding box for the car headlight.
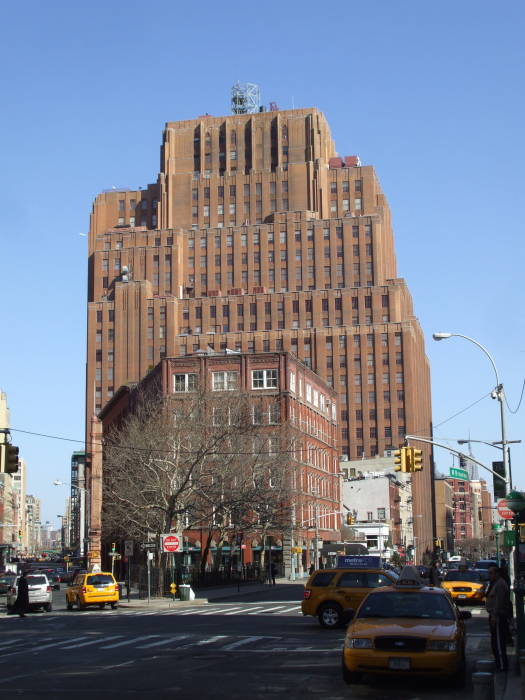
[427,640,457,651]
[345,638,373,649]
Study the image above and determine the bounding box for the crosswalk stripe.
[277,606,300,613]
[248,605,286,614]
[221,636,265,651]
[61,635,123,650]
[34,637,94,651]
[137,634,189,649]
[101,635,159,649]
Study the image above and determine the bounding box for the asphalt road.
[0,586,494,700]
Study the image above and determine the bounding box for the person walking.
[429,560,441,587]
[11,571,29,618]
[486,566,512,672]
[271,563,277,586]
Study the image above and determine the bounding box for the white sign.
[124,540,134,556]
[161,532,183,553]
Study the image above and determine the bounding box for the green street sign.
[503,530,515,548]
[492,523,502,531]
[450,467,469,481]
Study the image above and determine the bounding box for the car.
[6,574,53,612]
[342,566,470,685]
[65,571,119,611]
[302,566,399,629]
[47,572,61,590]
[441,569,486,604]
[474,559,498,571]
[0,573,16,595]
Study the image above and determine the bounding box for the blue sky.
[0,1,524,528]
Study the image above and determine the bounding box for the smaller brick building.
[99,350,340,577]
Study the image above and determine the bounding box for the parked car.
[66,572,119,611]
[7,574,53,612]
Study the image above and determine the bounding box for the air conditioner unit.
[340,454,349,461]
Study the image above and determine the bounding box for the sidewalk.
[117,577,301,609]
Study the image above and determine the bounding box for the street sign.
[492,523,502,531]
[161,533,182,553]
[504,531,515,548]
[124,540,133,556]
[497,499,514,520]
[449,467,469,481]
[140,542,157,550]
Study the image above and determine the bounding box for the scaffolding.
[231,82,261,114]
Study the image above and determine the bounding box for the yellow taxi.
[302,557,399,628]
[342,566,470,686]
[66,571,119,611]
[441,569,486,604]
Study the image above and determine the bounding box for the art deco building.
[86,105,434,555]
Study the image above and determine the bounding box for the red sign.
[162,534,182,553]
[497,499,514,520]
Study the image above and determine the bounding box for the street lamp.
[432,332,512,490]
[505,490,525,650]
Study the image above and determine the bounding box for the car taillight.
[46,586,52,592]
[303,590,311,599]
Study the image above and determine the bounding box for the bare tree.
[102,385,296,574]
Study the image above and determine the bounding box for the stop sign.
[162,534,182,553]
[497,499,514,520]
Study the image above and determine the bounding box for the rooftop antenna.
[231,82,261,114]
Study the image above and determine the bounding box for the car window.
[444,571,481,582]
[26,576,47,585]
[358,592,455,620]
[310,572,336,587]
[367,573,393,588]
[87,574,114,586]
[337,572,367,588]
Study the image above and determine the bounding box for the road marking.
[276,606,300,613]
[215,607,246,615]
[221,636,265,650]
[61,635,123,650]
[137,635,189,649]
[248,605,286,614]
[194,635,228,646]
[226,606,267,615]
[101,635,159,649]
[32,637,93,651]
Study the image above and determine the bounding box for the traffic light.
[394,447,408,472]
[5,445,19,474]
[412,448,423,471]
[18,530,22,538]
[346,513,354,525]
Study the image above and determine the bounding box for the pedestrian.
[11,571,29,618]
[485,566,512,672]
[429,560,441,587]
[309,563,315,576]
[271,563,277,586]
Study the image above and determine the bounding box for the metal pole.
[127,557,130,602]
[147,554,151,604]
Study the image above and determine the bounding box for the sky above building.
[0,1,523,528]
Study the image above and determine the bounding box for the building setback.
[86,106,434,554]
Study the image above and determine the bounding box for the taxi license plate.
[458,594,467,599]
[389,658,410,670]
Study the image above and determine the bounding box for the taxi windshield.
[444,571,482,582]
[358,592,455,620]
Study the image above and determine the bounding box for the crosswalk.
[2,602,303,621]
[0,631,340,663]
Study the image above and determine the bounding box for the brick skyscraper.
[87,106,434,554]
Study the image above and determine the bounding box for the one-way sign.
[141,542,157,550]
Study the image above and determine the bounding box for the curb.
[117,598,209,610]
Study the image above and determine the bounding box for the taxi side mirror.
[458,610,472,620]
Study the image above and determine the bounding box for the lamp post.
[432,333,511,491]
[505,490,525,651]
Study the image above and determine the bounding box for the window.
[252,369,278,389]
[337,572,367,588]
[212,371,238,391]
[377,508,386,521]
[173,374,197,392]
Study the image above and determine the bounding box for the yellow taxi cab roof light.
[395,565,424,588]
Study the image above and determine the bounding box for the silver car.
[7,574,53,612]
